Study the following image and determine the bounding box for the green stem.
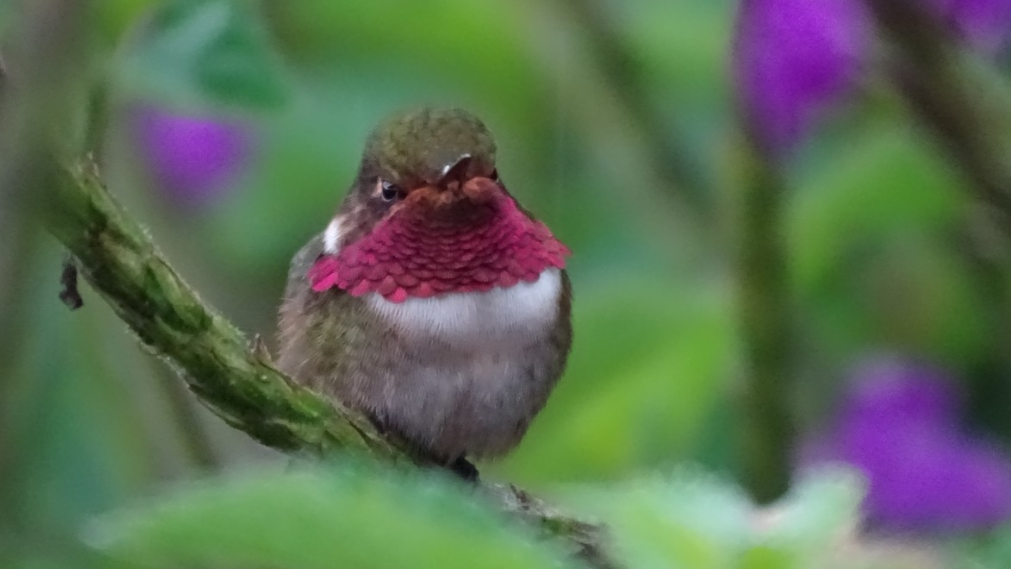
[733,130,793,503]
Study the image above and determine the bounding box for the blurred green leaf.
[756,468,864,557]
[93,0,158,46]
[209,97,362,270]
[117,0,287,109]
[789,125,989,368]
[1,248,152,532]
[0,538,131,569]
[559,467,865,569]
[627,0,732,138]
[959,524,1011,568]
[0,0,13,35]
[564,468,753,569]
[790,126,965,290]
[86,463,582,569]
[500,279,734,483]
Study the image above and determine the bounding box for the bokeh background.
[5,0,1011,567]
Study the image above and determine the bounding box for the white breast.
[367,268,562,351]
[322,215,562,351]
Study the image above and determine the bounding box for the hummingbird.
[276,107,572,480]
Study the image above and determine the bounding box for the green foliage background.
[1,0,1009,567]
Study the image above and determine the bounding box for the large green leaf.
[86,463,583,569]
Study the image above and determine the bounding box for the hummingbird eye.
[490,169,500,182]
[379,180,401,202]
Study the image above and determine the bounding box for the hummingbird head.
[361,106,497,192]
[309,106,568,303]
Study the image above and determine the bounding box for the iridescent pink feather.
[309,190,568,303]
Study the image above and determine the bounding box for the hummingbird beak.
[410,153,495,208]
[437,154,473,189]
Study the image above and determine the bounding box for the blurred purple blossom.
[800,355,1011,532]
[837,358,963,428]
[135,105,254,208]
[732,0,868,153]
[732,0,1011,153]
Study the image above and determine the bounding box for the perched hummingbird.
[276,107,572,479]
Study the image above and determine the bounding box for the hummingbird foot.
[248,334,274,364]
[361,411,476,482]
[355,408,479,482]
[448,456,480,483]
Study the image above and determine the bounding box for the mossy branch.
[43,156,613,568]
[48,158,399,458]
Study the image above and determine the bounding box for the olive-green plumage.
[363,107,497,188]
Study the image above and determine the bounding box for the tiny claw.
[449,456,480,483]
[249,334,273,363]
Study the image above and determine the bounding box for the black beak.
[437,154,473,188]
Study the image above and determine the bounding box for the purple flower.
[839,357,962,428]
[800,355,1011,532]
[135,105,254,208]
[732,0,1011,153]
[732,0,868,153]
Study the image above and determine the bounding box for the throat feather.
[309,195,568,303]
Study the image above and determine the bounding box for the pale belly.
[361,268,564,459]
